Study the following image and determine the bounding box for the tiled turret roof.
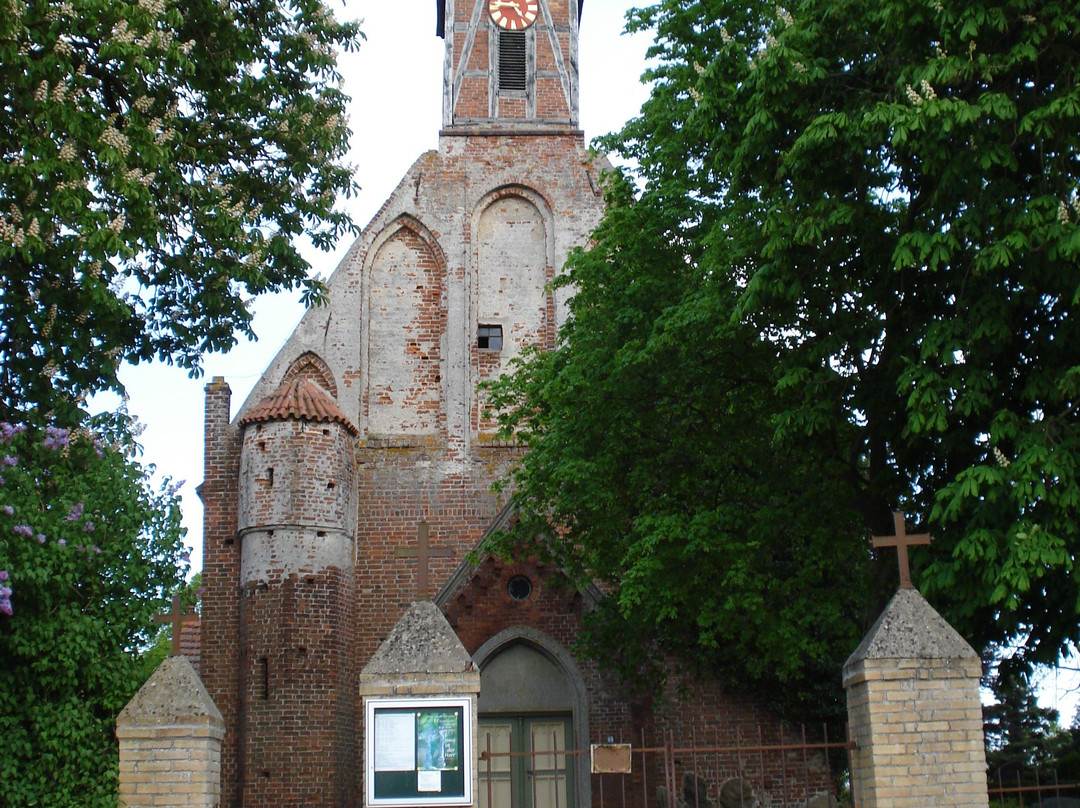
[237,378,358,436]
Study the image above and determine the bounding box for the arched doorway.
[474,630,590,808]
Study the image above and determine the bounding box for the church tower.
[440,0,580,129]
[201,2,611,806]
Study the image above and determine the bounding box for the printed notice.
[417,770,442,792]
[374,712,416,771]
[417,709,461,771]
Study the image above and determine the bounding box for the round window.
[507,575,533,601]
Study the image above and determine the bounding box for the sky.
[112,0,655,574]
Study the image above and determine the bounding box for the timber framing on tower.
[438,0,585,130]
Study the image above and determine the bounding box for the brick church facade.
[198,3,808,807]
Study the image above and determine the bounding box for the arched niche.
[281,351,337,398]
[471,187,554,435]
[364,216,446,440]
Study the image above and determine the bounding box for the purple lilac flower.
[91,546,101,554]
[13,524,33,537]
[0,585,12,616]
[65,503,83,521]
[167,479,187,497]
[1,455,16,467]
[36,534,46,544]
[57,538,66,547]
[3,505,12,515]
[42,426,70,451]
[0,570,8,581]
[83,521,95,533]
[0,422,24,444]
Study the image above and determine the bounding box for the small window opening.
[498,30,527,92]
[478,324,503,351]
[267,467,275,486]
[507,575,533,601]
[258,657,269,699]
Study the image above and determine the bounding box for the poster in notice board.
[365,697,472,807]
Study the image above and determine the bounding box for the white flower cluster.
[51,81,68,102]
[54,37,73,56]
[112,20,137,44]
[42,305,57,338]
[138,0,167,15]
[59,140,76,161]
[720,26,732,44]
[109,212,126,233]
[992,447,1010,468]
[0,219,21,247]
[776,5,793,26]
[101,125,131,157]
[133,95,154,113]
[34,80,49,102]
[1059,200,1070,224]
[905,80,937,106]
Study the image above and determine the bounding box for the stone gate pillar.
[843,587,989,807]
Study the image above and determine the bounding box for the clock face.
[488,0,538,30]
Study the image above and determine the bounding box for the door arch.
[474,629,591,808]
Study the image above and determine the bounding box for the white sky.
[114,0,654,572]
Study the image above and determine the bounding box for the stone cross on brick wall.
[154,594,199,656]
[395,521,452,600]
[873,511,932,590]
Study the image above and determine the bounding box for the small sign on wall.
[365,697,473,806]
[590,743,632,774]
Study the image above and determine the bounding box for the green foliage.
[488,0,1080,716]
[0,0,362,420]
[0,413,187,808]
[486,179,879,721]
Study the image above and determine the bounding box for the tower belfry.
[438,0,582,129]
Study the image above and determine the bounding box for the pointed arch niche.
[471,186,554,437]
[473,628,591,808]
[365,216,447,442]
[281,351,338,398]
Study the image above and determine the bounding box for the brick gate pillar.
[843,587,988,807]
[117,655,225,808]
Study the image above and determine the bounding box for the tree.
[486,0,1080,717]
[0,413,188,808]
[0,0,362,421]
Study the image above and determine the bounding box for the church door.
[478,715,573,808]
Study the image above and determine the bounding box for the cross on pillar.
[873,511,932,590]
[395,521,452,600]
[154,593,199,656]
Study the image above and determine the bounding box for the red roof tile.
[238,378,358,436]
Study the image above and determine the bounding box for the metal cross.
[154,593,199,656]
[395,521,452,600]
[873,511,932,590]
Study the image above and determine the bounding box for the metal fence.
[478,724,854,808]
[987,768,1080,807]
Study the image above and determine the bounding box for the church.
[197,2,818,807]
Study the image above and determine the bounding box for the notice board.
[365,697,472,806]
